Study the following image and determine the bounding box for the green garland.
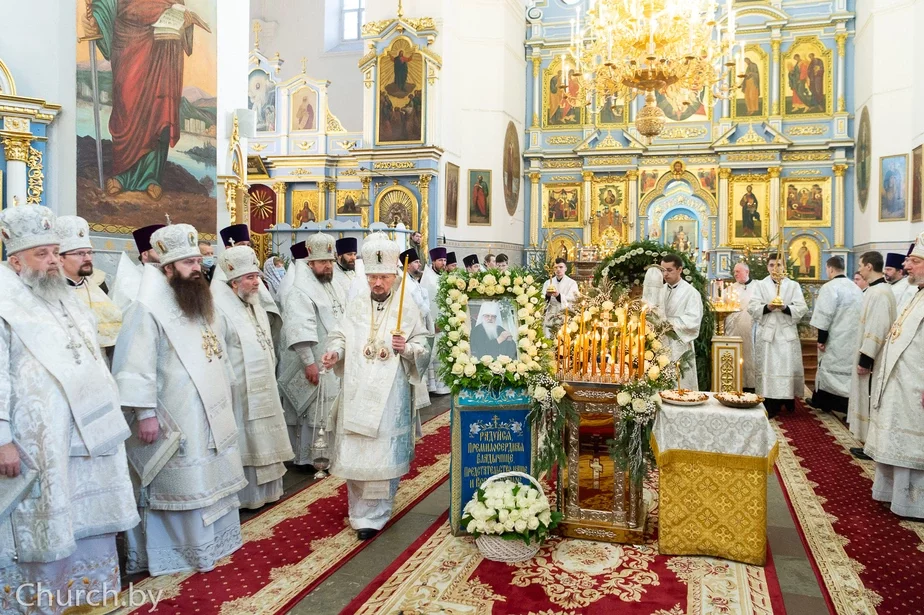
[436,267,572,475]
[593,240,715,390]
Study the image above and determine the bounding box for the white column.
[718,168,731,246]
[2,135,30,207]
[626,170,639,241]
[529,172,541,246]
[582,171,593,242]
[769,167,781,236]
[833,164,846,247]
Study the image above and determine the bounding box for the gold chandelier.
[564,0,740,140]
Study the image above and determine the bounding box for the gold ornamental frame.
[726,173,771,249]
[731,44,770,122]
[374,184,419,229]
[781,176,832,227]
[542,182,584,228]
[375,36,426,146]
[780,36,834,119]
[542,55,586,130]
[590,176,630,246]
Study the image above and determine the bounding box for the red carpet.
[118,411,450,615]
[344,482,787,614]
[774,401,924,614]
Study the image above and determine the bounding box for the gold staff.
[393,255,410,336]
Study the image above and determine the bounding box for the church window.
[341,0,366,42]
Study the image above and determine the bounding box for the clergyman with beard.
[212,245,293,509]
[470,301,518,359]
[112,222,246,576]
[0,205,138,611]
[277,233,346,469]
[333,236,358,298]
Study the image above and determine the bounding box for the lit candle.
[620,314,627,380]
[639,306,648,378]
[600,328,608,377]
[591,332,597,377]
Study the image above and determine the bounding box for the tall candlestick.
[393,255,409,335]
[638,306,648,378]
[619,315,627,380]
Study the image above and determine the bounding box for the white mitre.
[55,215,93,254]
[218,245,261,281]
[150,223,200,266]
[305,233,336,262]
[361,231,401,275]
[0,204,57,255]
[911,231,924,259]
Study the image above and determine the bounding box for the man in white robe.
[865,232,924,517]
[0,205,138,613]
[846,251,896,456]
[747,253,808,418]
[214,224,282,347]
[113,223,246,576]
[421,247,450,395]
[885,252,909,301]
[658,254,703,390]
[277,242,308,308]
[213,246,294,509]
[541,258,580,337]
[398,248,433,411]
[322,232,431,540]
[724,262,757,390]
[109,223,163,312]
[333,237,358,298]
[810,256,863,414]
[56,215,123,363]
[277,233,345,469]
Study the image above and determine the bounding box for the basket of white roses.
[460,471,562,563]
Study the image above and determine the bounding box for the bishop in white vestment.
[865,233,924,517]
[724,262,757,389]
[747,255,808,417]
[810,257,863,413]
[847,251,897,447]
[113,224,246,576]
[421,247,450,395]
[541,259,579,337]
[277,233,345,466]
[109,223,164,312]
[323,232,431,540]
[0,206,138,614]
[56,216,123,363]
[658,255,703,390]
[214,246,294,509]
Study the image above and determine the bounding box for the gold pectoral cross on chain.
[202,326,224,362]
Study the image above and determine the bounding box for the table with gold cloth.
[652,398,778,565]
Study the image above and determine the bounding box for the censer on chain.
[310,367,332,479]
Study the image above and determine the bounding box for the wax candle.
[619,315,627,380]
[591,332,597,377]
[638,306,647,378]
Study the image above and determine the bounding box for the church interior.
[1,0,923,613]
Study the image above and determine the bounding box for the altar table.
[652,397,778,565]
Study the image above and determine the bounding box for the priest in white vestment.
[810,256,863,414]
[109,223,163,312]
[322,232,431,540]
[398,248,434,412]
[277,233,345,468]
[847,251,897,454]
[0,205,139,613]
[113,223,246,576]
[421,247,450,395]
[214,246,294,509]
[885,252,909,300]
[657,254,703,390]
[56,215,123,363]
[865,232,924,517]
[333,237,358,299]
[541,258,580,337]
[747,253,808,418]
[724,262,757,390]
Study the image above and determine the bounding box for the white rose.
[490,362,505,375]
[449,288,461,300]
[451,362,464,375]
[516,362,528,375]
[464,363,477,377]
[616,391,632,406]
[498,509,509,523]
[645,350,654,361]
[470,355,480,364]
[648,365,661,381]
[448,316,460,327]
[497,355,512,365]
[527,329,537,341]
[454,278,466,290]
[499,276,511,286]
[602,300,615,311]
[483,274,497,286]
[458,295,469,305]
[532,385,548,400]
[551,386,566,402]
[527,346,538,357]
[506,363,516,373]
[509,509,520,521]
[528,360,541,371]
[493,285,504,295]
[504,520,516,532]
[468,278,479,291]
[458,340,470,353]
[448,330,461,342]
[513,277,524,286]
[527,517,540,530]
[515,519,528,533]
[525,488,538,500]
[651,339,662,351]
[519,338,532,350]
[518,307,528,318]
[632,398,647,413]
[478,285,488,294]
[457,353,470,365]
[450,346,461,358]
[503,494,516,508]
[658,354,670,368]
[450,302,461,312]
[494,522,505,534]
[525,275,534,284]
[539,510,552,526]
[481,355,493,365]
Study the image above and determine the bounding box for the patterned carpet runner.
[114,411,450,615]
[774,402,924,614]
[343,482,787,615]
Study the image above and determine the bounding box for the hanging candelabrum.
[562,0,743,141]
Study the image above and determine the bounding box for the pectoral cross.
[201,326,223,362]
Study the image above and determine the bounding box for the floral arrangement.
[594,240,715,390]
[436,268,574,475]
[460,477,562,545]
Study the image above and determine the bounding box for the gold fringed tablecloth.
[652,398,778,566]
